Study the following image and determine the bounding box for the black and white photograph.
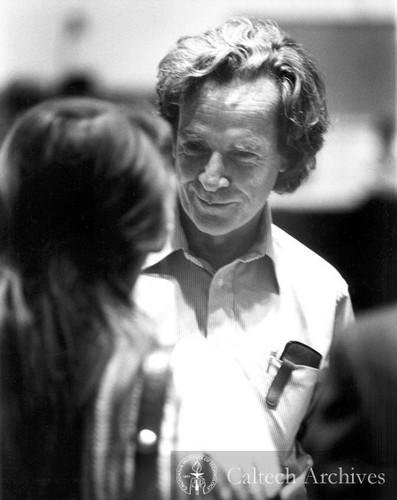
[0,1,396,498]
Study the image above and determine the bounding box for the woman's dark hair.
[0,97,173,496]
[157,16,329,193]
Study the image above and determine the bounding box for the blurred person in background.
[305,304,397,499]
[143,16,354,495]
[55,72,98,98]
[0,97,288,500]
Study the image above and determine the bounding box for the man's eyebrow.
[179,130,205,141]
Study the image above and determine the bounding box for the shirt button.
[218,278,224,287]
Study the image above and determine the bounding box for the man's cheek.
[177,168,198,184]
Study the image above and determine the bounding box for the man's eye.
[231,151,258,161]
[180,142,209,156]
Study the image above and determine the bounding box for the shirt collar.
[143,203,275,268]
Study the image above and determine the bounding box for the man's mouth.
[195,194,234,206]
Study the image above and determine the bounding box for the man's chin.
[179,202,241,238]
[191,218,236,237]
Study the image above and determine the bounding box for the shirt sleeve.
[335,288,355,330]
[297,287,355,451]
[325,289,355,369]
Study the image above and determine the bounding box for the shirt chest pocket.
[263,355,321,454]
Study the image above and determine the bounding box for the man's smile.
[195,193,236,207]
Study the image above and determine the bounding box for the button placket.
[207,269,235,336]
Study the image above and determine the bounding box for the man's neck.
[180,209,265,271]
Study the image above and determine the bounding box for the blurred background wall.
[0,0,396,311]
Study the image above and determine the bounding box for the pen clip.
[266,359,295,408]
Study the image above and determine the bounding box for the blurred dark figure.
[56,72,98,98]
[0,97,171,499]
[0,79,46,143]
[305,304,397,499]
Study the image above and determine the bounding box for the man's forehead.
[180,75,280,116]
[177,75,280,141]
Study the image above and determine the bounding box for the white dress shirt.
[136,204,354,479]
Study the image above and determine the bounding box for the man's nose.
[198,152,230,192]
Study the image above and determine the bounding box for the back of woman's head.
[0,97,174,425]
[0,97,172,289]
[0,98,174,498]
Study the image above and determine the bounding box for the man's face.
[175,75,285,237]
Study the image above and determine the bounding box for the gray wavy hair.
[157,17,329,193]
